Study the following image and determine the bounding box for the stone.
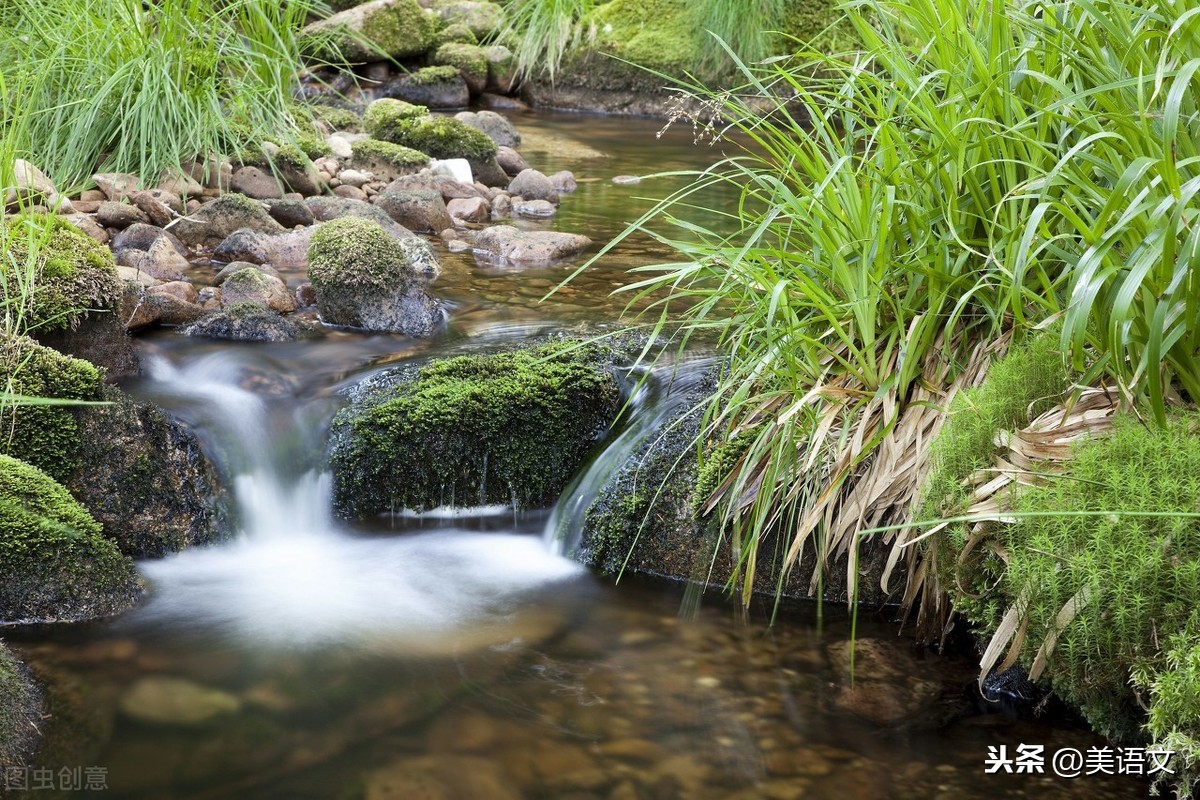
[114,237,190,282]
[0,644,44,767]
[549,170,577,194]
[307,217,443,336]
[149,292,206,326]
[264,198,315,228]
[434,1,505,39]
[118,267,161,288]
[129,190,175,226]
[373,190,453,234]
[379,67,470,110]
[156,169,206,198]
[350,139,430,184]
[219,267,297,313]
[612,175,641,185]
[328,134,355,159]
[490,193,511,216]
[473,225,590,265]
[364,755,519,800]
[434,43,489,95]
[166,194,285,250]
[507,169,559,205]
[231,166,283,200]
[455,110,520,148]
[145,188,185,214]
[301,0,438,63]
[149,281,199,304]
[120,283,161,330]
[446,196,489,224]
[338,169,374,188]
[305,196,414,241]
[478,91,528,112]
[63,213,109,244]
[182,303,308,342]
[515,199,556,218]
[484,45,518,94]
[112,223,188,257]
[295,283,318,308]
[213,261,282,286]
[92,172,140,201]
[96,201,149,229]
[496,146,530,177]
[182,156,234,192]
[119,677,240,726]
[333,184,368,201]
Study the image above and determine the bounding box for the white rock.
[431,158,473,184]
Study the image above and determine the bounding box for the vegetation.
[0,0,331,190]
[0,642,41,768]
[328,342,622,518]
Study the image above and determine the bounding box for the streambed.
[7,114,1145,799]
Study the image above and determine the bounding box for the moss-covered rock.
[0,214,122,333]
[65,387,232,558]
[310,105,365,134]
[436,22,479,46]
[364,99,430,142]
[181,302,311,343]
[0,335,104,482]
[434,0,505,41]
[301,0,440,63]
[307,217,443,336]
[328,341,624,518]
[379,66,470,110]
[0,643,43,768]
[0,455,140,624]
[350,139,432,183]
[433,43,489,95]
[387,116,498,161]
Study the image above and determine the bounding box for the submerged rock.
[472,225,590,265]
[364,755,520,800]
[328,340,624,519]
[0,643,42,768]
[119,677,241,727]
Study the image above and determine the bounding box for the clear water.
[6,114,1146,799]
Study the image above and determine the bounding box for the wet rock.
[365,755,520,800]
[295,282,317,308]
[213,226,317,270]
[96,200,149,229]
[120,283,161,331]
[0,643,44,767]
[373,190,453,233]
[265,198,315,229]
[219,267,297,313]
[515,199,556,218]
[307,217,443,336]
[119,677,240,726]
[301,0,438,63]
[473,224,590,265]
[496,146,530,177]
[182,303,308,342]
[68,388,231,557]
[447,196,489,223]
[149,292,206,326]
[826,639,961,727]
[446,239,470,253]
[114,236,190,282]
[455,110,520,148]
[231,166,283,200]
[491,193,512,216]
[479,91,528,111]
[166,193,285,250]
[550,170,578,194]
[379,66,470,109]
[507,168,559,205]
[305,196,415,241]
[613,175,641,185]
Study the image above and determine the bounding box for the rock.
[264,198,315,228]
[0,643,44,767]
[446,239,470,253]
[514,199,556,218]
[149,293,206,326]
[111,223,187,256]
[67,387,231,557]
[115,236,190,282]
[182,156,233,192]
[333,184,368,201]
[213,261,282,286]
[295,282,318,308]
[96,201,149,229]
[129,190,175,226]
[484,45,518,94]
[373,190,453,233]
[364,755,519,800]
[156,169,206,198]
[120,283,161,331]
[473,225,590,265]
[496,146,530,177]
[549,170,577,193]
[327,134,355,159]
[63,213,109,244]
[4,161,72,212]
[379,66,470,110]
[350,139,431,184]
[149,281,199,304]
[269,148,325,197]
[213,226,316,270]
[92,172,141,201]
[305,196,414,241]
[182,303,308,342]
[338,169,374,188]
[144,188,185,214]
[826,640,956,727]
[219,267,297,313]
[507,169,559,204]
[384,171,486,202]
[478,91,528,112]
[455,110,520,148]
[434,43,489,95]
[301,0,438,63]
[447,196,490,223]
[0,452,141,624]
[120,677,240,726]
[231,166,284,200]
[432,158,474,184]
[434,1,505,39]
[118,267,161,288]
[612,175,641,185]
[167,193,285,250]
[307,218,442,335]
[328,340,622,517]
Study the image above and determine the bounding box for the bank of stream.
[5,114,1146,799]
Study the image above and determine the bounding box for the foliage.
[0,0,331,190]
[1138,635,1200,799]
[328,342,622,517]
[502,0,594,82]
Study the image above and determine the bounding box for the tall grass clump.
[502,0,596,82]
[581,0,1200,631]
[0,0,332,190]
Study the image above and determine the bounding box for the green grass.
[0,0,333,190]
[502,0,595,82]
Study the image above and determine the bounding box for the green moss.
[1138,635,1200,798]
[363,99,430,142]
[360,0,440,58]
[0,454,139,623]
[308,217,429,293]
[409,65,461,86]
[310,105,364,133]
[0,335,104,482]
[0,643,41,768]
[390,116,497,161]
[437,22,479,46]
[270,143,311,173]
[586,0,700,74]
[349,139,431,171]
[222,268,271,295]
[329,342,623,518]
[433,43,488,86]
[692,429,756,516]
[434,0,505,40]
[0,214,122,333]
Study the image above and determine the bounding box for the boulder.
[148,281,199,305]
[305,196,415,241]
[0,454,141,624]
[5,160,73,212]
[379,66,470,110]
[301,0,438,63]
[455,110,520,148]
[495,146,530,177]
[446,196,490,223]
[111,222,188,256]
[507,168,559,204]
[433,43,489,95]
[264,198,315,228]
[484,45,518,94]
[350,139,431,183]
[181,303,309,343]
[147,292,206,326]
[91,172,140,202]
[328,341,623,518]
[231,166,283,200]
[62,213,108,244]
[213,261,282,286]
[307,217,443,336]
[115,237,189,282]
[129,190,176,226]
[95,201,149,229]
[472,225,590,265]
[212,227,316,270]
[166,193,285,250]
[372,190,453,233]
[549,170,577,194]
[433,1,505,40]
[219,268,297,313]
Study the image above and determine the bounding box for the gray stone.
[549,170,577,194]
[114,237,190,282]
[129,190,176,226]
[373,190,454,233]
[167,194,284,250]
[484,45,518,95]
[301,0,438,62]
[455,110,520,148]
[434,1,505,39]
[507,168,559,204]
[472,225,590,265]
[111,223,188,256]
[213,261,282,286]
[219,268,297,313]
[305,196,414,240]
[446,196,490,224]
[182,303,308,342]
[96,201,149,229]
[148,281,198,304]
[91,172,139,202]
[231,166,283,200]
[264,198,315,228]
[379,70,470,110]
[514,199,556,218]
[496,146,530,177]
[63,213,109,244]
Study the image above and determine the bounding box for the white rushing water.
[130,352,583,653]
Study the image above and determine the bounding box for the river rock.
[455,110,520,148]
[496,146,530,177]
[333,184,368,201]
[4,161,73,212]
[434,1,505,39]
[515,199,555,218]
[129,190,175,226]
[96,201,149,229]
[113,235,189,282]
[231,166,283,200]
[304,196,414,241]
[365,755,519,800]
[264,198,315,228]
[111,222,188,256]
[484,45,518,94]
[372,190,453,233]
[149,281,198,304]
[182,303,309,342]
[213,226,316,269]
[118,267,161,288]
[301,0,438,63]
[213,261,282,285]
[219,268,296,313]
[307,217,443,336]
[507,169,559,204]
[549,170,577,194]
[119,677,240,726]
[156,169,207,198]
[434,43,489,95]
[447,196,489,223]
[92,172,140,201]
[63,213,109,243]
[473,225,590,265]
[148,292,206,326]
[168,193,284,250]
[825,639,961,727]
[379,66,470,110]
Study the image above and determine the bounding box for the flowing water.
[6,114,1147,799]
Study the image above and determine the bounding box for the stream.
[6,114,1146,799]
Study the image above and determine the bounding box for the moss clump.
[0,454,140,623]
[310,105,364,133]
[363,98,430,142]
[307,0,439,62]
[437,22,479,46]
[434,0,505,40]
[433,43,488,87]
[1138,635,1200,798]
[0,335,104,482]
[0,214,122,332]
[329,342,623,518]
[349,139,431,172]
[0,643,42,768]
[586,0,700,75]
[691,429,757,516]
[389,116,497,161]
[409,65,461,86]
